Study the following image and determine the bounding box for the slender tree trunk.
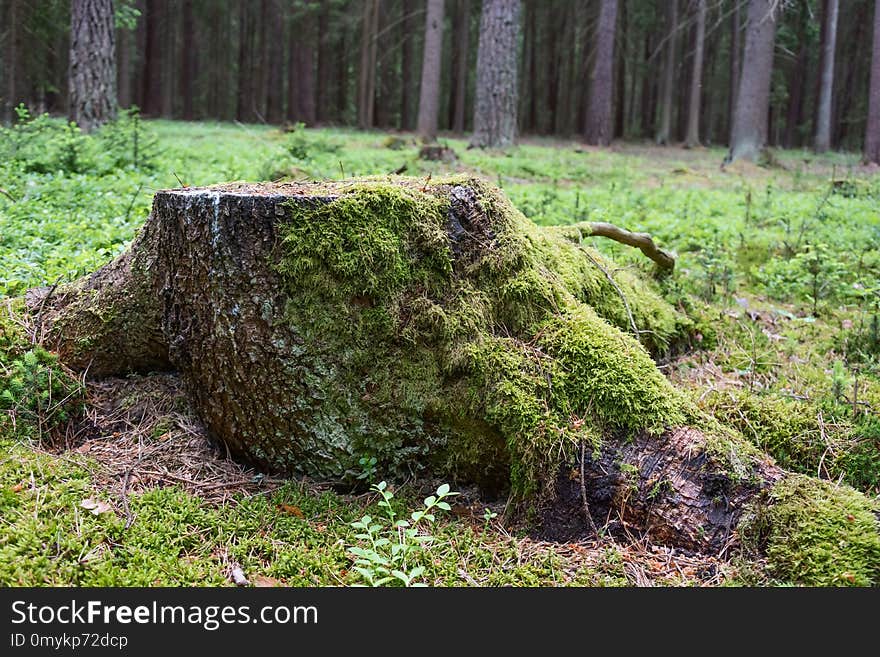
[236,0,251,122]
[262,0,283,124]
[141,0,163,117]
[639,31,654,138]
[180,0,196,120]
[726,0,778,164]
[614,0,627,139]
[585,0,618,146]
[524,0,537,133]
[117,25,131,109]
[449,0,471,133]
[866,0,880,163]
[783,6,808,149]
[337,26,349,122]
[835,2,868,148]
[69,0,117,133]
[160,0,174,117]
[815,0,838,152]
[3,0,18,122]
[656,0,677,144]
[400,0,415,130]
[470,0,522,149]
[417,0,445,141]
[316,0,330,124]
[358,0,379,129]
[685,0,706,148]
[728,0,741,145]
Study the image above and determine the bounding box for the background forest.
[3,0,880,158]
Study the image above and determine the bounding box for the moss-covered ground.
[1,118,879,586]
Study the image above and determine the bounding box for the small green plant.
[482,508,498,529]
[0,348,83,440]
[355,455,378,483]
[285,123,341,160]
[99,106,159,170]
[830,360,851,406]
[348,481,457,586]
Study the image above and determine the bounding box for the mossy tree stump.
[29,177,880,582]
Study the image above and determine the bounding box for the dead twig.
[562,221,676,272]
[579,441,598,536]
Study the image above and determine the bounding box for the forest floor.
[1,119,879,586]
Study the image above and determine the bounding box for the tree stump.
[28,177,880,580]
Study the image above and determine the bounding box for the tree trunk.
[585,0,618,146]
[685,0,706,148]
[417,0,445,142]
[449,0,471,134]
[469,0,521,149]
[727,0,741,145]
[236,0,252,122]
[783,5,808,150]
[69,0,117,133]
[726,0,778,164]
[614,0,627,139]
[28,179,880,578]
[316,0,330,124]
[117,25,132,109]
[399,0,415,130]
[866,0,880,164]
[180,0,196,120]
[815,0,838,152]
[264,0,283,124]
[357,0,379,129]
[4,0,18,123]
[288,3,316,125]
[655,0,677,145]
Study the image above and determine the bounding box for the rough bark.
[584,0,618,146]
[417,0,445,142]
[865,0,880,164]
[685,0,706,149]
[469,0,521,149]
[655,0,677,145]
[726,0,778,164]
[69,0,117,133]
[31,179,879,569]
[815,0,838,152]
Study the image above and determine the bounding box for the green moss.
[740,474,880,586]
[274,177,691,497]
[703,389,880,493]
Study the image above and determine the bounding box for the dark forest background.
[0,0,876,151]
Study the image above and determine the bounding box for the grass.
[1,117,879,586]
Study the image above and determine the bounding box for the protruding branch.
[557,221,676,273]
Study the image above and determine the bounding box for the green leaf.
[436,483,450,496]
[424,495,436,507]
[436,501,451,511]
